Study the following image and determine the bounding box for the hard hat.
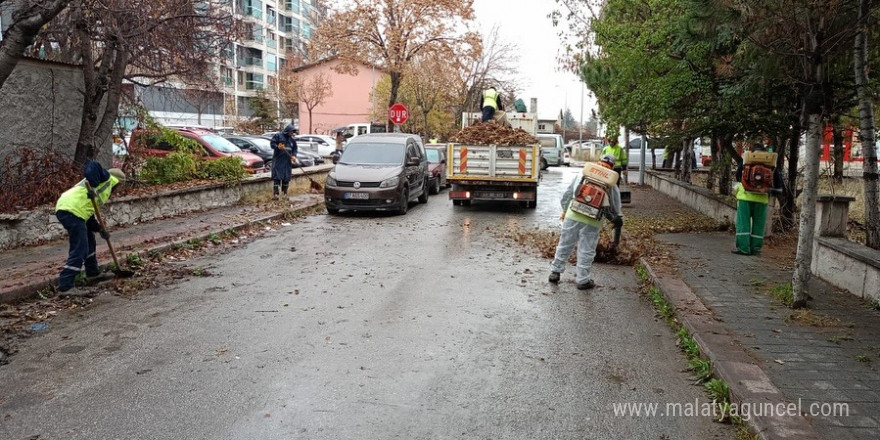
[600,154,616,166]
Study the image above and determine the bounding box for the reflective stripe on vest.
[482,89,499,110]
[55,175,119,220]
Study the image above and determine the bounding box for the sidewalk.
[0,194,324,304]
[644,231,880,439]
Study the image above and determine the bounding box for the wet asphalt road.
[0,166,732,439]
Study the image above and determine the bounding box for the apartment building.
[140,0,326,129]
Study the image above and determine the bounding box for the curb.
[0,199,325,305]
[638,257,821,440]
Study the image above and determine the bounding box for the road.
[0,167,733,439]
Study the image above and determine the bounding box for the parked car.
[225,135,317,168]
[294,134,340,157]
[324,133,429,215]
[627,138,660,169]
[537,133,566,169]
[425,146,448,194]
[130,127,265,173]
[298,149,325,165]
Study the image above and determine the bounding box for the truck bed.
[447,144,540,182]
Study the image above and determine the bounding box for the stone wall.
[0,165,331,250]
[0,58,112,165]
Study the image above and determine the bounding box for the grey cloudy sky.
[471,0,597,121]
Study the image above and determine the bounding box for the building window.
[246,73,264,90]
[266,54,277,72]
[265,6,276,27]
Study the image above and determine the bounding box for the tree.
[301,73,332,134]
[309,0,480,128]
[248,89,278,131]
[0,0,70,89]
[855,0,880,249]
[31,0,237,165]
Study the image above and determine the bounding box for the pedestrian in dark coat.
[270,124,298,199]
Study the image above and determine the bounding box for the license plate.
[344,192,369,200]
[475,191,509,199]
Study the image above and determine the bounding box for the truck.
[448,115,542,208]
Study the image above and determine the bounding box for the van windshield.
[538,136,559,149]
[340,142,404,165]
[202,134,242,154]
[425,149,441,162]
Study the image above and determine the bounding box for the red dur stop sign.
[389,103,408,125]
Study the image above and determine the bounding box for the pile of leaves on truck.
[450,122,538,146]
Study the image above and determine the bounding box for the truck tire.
[528,200,537,209]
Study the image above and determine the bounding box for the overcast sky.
[471,0,597,121]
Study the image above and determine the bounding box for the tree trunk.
[855,0,880,249]
[793,112,822,307]
[780,122,802,231]
[832,124,844,182]
[0,0,70,89]
[680,137,692,183]
[719,135,737,196]
[92,50,127,158]
[706,135,718,191]
[387,71,402,130]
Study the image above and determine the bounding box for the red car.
[425,146,448,194]
[130,127,265,173]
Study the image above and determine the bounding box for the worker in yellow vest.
[601,142,628,184]
[481,86,503,123]
[55,162,125,294]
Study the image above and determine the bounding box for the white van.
[334,122,388,140]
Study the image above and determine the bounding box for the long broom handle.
[85,182,122,269]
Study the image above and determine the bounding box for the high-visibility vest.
[482,89,499,110]
[736,183,769,204]
[602,144,627,165]
[55,176,120,220]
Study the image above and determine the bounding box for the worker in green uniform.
[732,144,782,256]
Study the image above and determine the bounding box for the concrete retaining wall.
[812,238,880,303]
[0,165,331,250]
[645,171,738,223]
[645,171,773,236]
[0,58,112,166]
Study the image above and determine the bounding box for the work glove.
[99,229,110,240]
[612,215,624,228]
[559,211,566,221]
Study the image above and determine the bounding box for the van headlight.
[379,176,399,188]
[326,174,337,186]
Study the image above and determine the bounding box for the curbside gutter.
[638,257,820,440]
[0,198,325,305]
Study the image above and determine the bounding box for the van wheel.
[430,178,441,195]
[418,179,429,203]
[541,158,548,170]
[398,188,409,215]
